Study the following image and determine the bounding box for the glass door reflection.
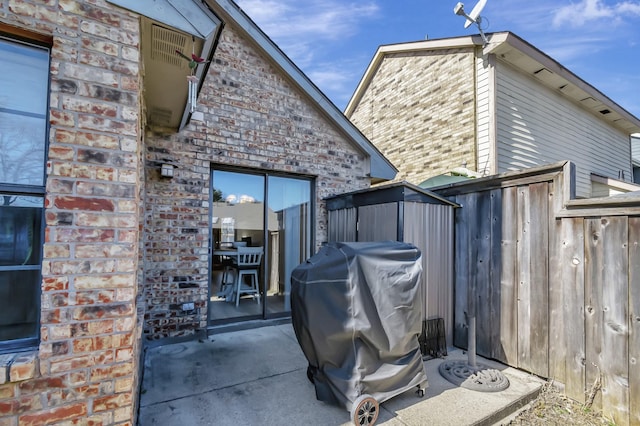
[209,169,312,323]
[210,170,265,321]
[266,176,311,315]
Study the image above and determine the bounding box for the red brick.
[48,146,75,161]
[50,109,76,127]
[61,130,120,149]
[95,167,115,181]
[68,371,88,387]
[71,320,114,337]
[72,338,93,353]
[9,353,37,382]
[49,324,72,340]
[75,275,134,289]
[62,96,118,117]
[0,401,15,415]
[0,394,42,415]
[93,392,131,412]
[49,355,92,374]
[92,350,115,367]
[90,362,132,381]
[46,388,76,407]
[93,336,113,350]
[0,383,16,400]
[42,277,69,292]
[19,403,87,426]
[53,196,115,212]
[18,376,66,395]
[42,309,70,325]
[76,290,116,305]
[72,303,132,322]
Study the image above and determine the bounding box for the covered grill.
[291,241,428,425]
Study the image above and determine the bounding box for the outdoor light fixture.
[160,163,175,178]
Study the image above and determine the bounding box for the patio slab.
[138,323,544,426]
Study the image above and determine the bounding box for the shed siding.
[495,61,631,198]
[476,53,492,176]
[403,202,454,347]
[348,48,477,185]
[357,203,398,241]
[328,208,357,242]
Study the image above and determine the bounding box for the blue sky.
[235,0,640,122]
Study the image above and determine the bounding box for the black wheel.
[350,394,379,426]
[306,365,315,384]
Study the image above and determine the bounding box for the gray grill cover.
[291,241,427,409]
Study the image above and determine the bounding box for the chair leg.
[251,271,260,305]
[235,270,261,307]
[235,271,244,307]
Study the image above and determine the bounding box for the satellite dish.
[463,0,487,28]
[454,0,489,45]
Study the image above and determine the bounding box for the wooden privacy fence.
[433,161,640,426]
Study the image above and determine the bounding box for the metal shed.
[326,181,459,350]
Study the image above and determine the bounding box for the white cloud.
[488,0,639,68]
[541,35,610,62]
[553,0,640,28]
[236,0,379,67]
[236,0,380,107]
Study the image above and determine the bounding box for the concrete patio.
[137,323,544,426]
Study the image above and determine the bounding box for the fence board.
[560,217,585,403]
[601,216,630,425]
[629,217,640,426]
[437,163,640,421]
[497,186,518,366]
[517,185,533,373]
[528,182,549,377]
[548,174,566,383]
[489,188,504,361]
[453,193,474,348]
[585,218,604,408]
[474,191,493,357]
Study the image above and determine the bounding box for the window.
[210,169,313,322]
[0,36,49,351]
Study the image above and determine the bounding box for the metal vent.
[152,24,188,68]
[149,107,173,125]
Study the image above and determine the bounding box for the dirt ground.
[506,382,614,426]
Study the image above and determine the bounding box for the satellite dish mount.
[454,0,489,45]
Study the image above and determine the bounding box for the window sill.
[0,351,38,384]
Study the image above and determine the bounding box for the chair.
[232,246,263,307]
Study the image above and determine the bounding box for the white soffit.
[486,33,640,134]
[107,0,219,38]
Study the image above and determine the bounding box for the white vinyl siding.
[495,61,631,198]
[476,54,492,176]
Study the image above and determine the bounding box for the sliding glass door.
[209,168,312,323]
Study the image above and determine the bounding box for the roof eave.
[346,31,640,135]
[485,32,640,134]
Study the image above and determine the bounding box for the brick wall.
[0,1,142,424]
[348,48,477,185]
[142,22,371,339]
